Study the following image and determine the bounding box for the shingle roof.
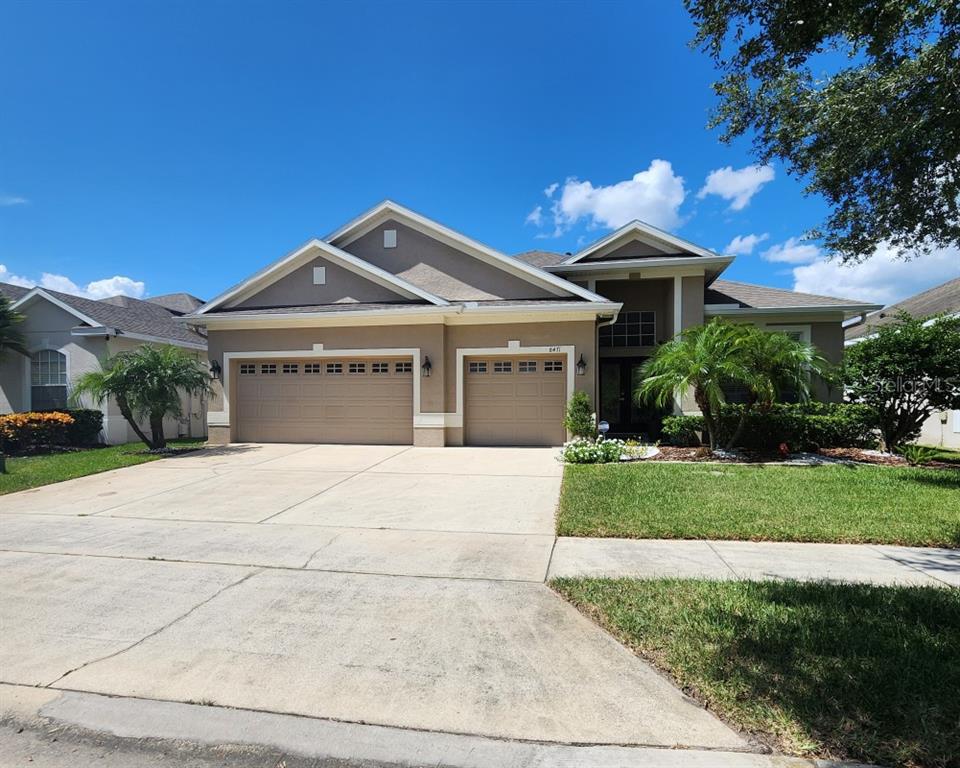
[706,280,874,309]
[146,293,206,314]
[514,250,568,268]
[845,277,960,340]
[0,281,207,347]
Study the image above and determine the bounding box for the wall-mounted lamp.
[421,356,432,378]
[576,354,587,376]
[209,359,222,380]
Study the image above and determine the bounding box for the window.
[468,361,487,374]
[304,363,322,374]
[599,311,656,348]
[348,362,366,374]
[518,361,537,373]
[544,360,563,373]
[371,362,389,374]
[326,362,343,375]
[493,361,512,374]
[260,363,277,375]
[239,363,256,375]
[31,349,67,410]
[282,363,299,375]
[395,361,412,374]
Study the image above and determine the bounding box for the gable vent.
[383,229,397,248]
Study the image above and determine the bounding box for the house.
[0,283,208,444]
[845,277,960,449]
[187,200,880,447]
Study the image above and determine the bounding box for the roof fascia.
[546,255,734,274]
[564,220,721,265]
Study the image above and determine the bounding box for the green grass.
[558,462,960,547]
[0,439,205,495]
[552,578,960,767]
[920,446,960,466]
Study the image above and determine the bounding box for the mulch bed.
[652,445,958,469]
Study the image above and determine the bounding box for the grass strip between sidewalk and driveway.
[552,577,960,768]
[558,462,960,547]
[0,439,205,495]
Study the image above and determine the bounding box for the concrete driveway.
[0,443,745,750]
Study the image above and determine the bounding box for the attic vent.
[383,229,397,248]
[313,267,326,285]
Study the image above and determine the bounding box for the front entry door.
[599,357,667,440]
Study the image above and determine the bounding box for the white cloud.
[0,264,146,300]
[549,160,687,235]
[525,205,544,227]
[543,182,559,198]
[762,236,822,264]
[0,195,28,206]
[698,164,774,210]
[793,243,960,305]
[724,232,769,255]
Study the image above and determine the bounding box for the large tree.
[0,295,29,473]
[686,0,960,262]
[844,313,960,451]
[73,345,211,450]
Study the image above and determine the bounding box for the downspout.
[593,310,620,431]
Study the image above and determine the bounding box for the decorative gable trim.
[563,220,721,264]
[325,200,609,303]
[196,238,449,315]
[11,288,100,327]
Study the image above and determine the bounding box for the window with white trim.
[371,362,389,374]
[518,361,537,373]
[282,363,299,374]
[31,349,68,410]
[599,311,656,348]
[348,362,366,374]
[260,363,277,375]
[468,361,487,374]
[239,363,256,375]
[304,363,322,374]
[544,360,563,372]
[326,362,343,375]
[493,361,512,374]
[395,361,412,374]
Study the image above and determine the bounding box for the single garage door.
[236,357,413,444]
[464,355,567,446]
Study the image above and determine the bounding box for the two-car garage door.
[236,357,413,444]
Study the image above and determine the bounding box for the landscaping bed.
[558,461,960,546]
[651,445,960,470]
[552,577,960,768]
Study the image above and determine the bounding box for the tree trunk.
[694,389,716,450]
[116,395,153,449]
[149,412,166,451]
[0,451,6,474]
[725,395,757,452]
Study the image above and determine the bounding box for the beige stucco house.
[186,201,879,447]
[0,284,208,444]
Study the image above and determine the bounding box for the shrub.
[59,408,104,445]
[897,444,939,466]
[0,411,75,454]
[560,437,625,464]
[661,403,877,451]
[564,391,596,438]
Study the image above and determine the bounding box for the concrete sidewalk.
[548,538,960,587]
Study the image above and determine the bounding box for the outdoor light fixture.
[598,420,610,436]
[576,354,587,376]
[209,359,222,380]
[421,356,432,377]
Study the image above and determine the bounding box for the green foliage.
[686,0,960,262]
[563,390,596,438]
[560,437,625,464]
[844,313,960,451]
[60,408,104,445]
[0,294,28,358]
[897,444,940,466]
[662,403,878,451]
[72,345,212,450]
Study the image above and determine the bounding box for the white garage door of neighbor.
[464,355,567,447]
[236,357,414,444]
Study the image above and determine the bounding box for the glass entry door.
[598,357,667,440]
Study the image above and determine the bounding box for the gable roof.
[4,283,207,348]
[514,250,568,268]
[196,237,448,315]
[146,292,205,314]
[845,277,960,341]
[562,220,722,265]
[0,282,31,303]
[325,200,609,303]
[705,280,882,316]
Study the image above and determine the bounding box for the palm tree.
[0,294,28,473]
[73,345,212,450]
[636,318,752,450]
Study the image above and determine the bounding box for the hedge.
[661,403,879,451]
[0,409,103,455]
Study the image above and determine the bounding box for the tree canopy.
[686,0,960,262]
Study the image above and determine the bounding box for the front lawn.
[553,578,960,767]
[558,462,960,547]
[0,439,205,495]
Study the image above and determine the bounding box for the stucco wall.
[920,410,960,449]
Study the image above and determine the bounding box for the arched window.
[31,349,68,410]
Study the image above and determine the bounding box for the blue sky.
[1,1,955,306]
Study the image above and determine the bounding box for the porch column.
[673,275,683,414]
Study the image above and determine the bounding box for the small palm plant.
[0,295,29,473]
[73,345,212,450]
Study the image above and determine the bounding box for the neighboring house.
[845,277,960,450]
[187,200,879,447]
[0,283,208,444]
